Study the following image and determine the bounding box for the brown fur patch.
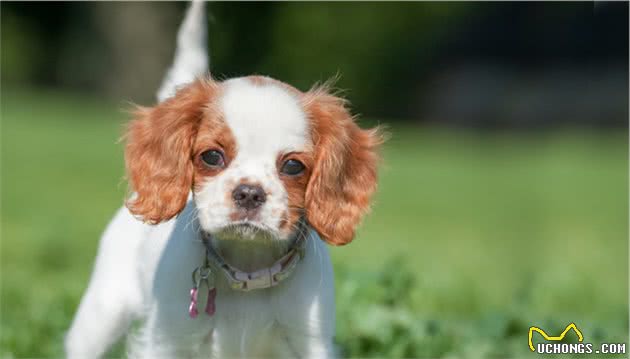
[301,85,385,245]
[125,78,220,223]
[246,75,303,97]
[192,110,238,193]
[277,151,313,236]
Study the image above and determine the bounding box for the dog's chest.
[137,222,333,358]
[184,289,293,357]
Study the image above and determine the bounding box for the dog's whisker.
[183,206,201,232]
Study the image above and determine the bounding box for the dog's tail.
[157,0,208,102]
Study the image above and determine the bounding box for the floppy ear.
[125,78,217,224]
[303,88,384,245]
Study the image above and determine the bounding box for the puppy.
[65,2,382,358]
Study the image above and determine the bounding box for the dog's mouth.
[213,221,277,241]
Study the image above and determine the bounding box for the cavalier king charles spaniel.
[66,2,382,358]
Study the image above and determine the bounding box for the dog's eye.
[200,150,225,167]
[281,159,305,176]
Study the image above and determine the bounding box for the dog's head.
[125,76,383,245]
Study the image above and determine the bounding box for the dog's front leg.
[274,237,337,358]
[65,283,136,359]
[65,208,146,359]
[65,256,141,359]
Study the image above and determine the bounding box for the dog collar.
[188,223,308,318]
[200,224,308,292]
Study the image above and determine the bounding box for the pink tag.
[188,287,199,318]
[205,287,216,316]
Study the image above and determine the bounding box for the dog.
[65,2,382,358]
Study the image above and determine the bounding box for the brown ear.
[124,78,217,224]
[303,88,384,245]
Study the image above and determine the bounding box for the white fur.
[65,204,336,358]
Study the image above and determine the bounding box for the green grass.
[2,87,628,358]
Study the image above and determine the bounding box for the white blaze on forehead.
[220,78,310,156]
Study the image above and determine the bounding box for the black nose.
[232,184,266,210]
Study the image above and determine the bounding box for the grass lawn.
[1,87,628,358]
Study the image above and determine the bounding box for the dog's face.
[125,76,382,245]
[193,78,312,241]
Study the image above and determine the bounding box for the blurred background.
[1,2,628,358]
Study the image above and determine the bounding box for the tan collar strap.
[201,225,308,291]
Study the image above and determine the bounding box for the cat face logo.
[528,323,584,352]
